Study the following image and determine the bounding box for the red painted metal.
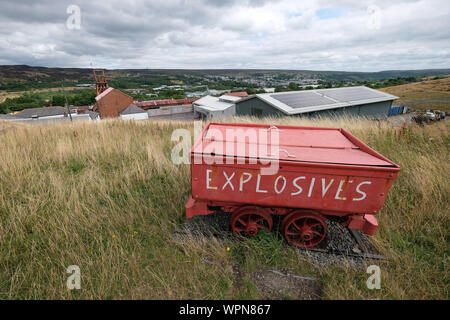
[224,91,249,97]
[281,210,327,248]
[136,98,199,109]
[185,122,400,246]
[231,206,273,237]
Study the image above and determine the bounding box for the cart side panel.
[191,160,396,215]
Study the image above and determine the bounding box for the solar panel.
[318,87,386,102]
[270,91,337,109]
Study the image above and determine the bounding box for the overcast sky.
[0,0,449,71]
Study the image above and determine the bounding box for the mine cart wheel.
[282,210,327,248]
[231,206,273,238]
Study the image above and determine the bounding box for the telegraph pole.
[61,83,73,122]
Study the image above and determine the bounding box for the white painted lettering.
[321,178,334,198]
[291,176,305,196]
[206,169,217,190]
[308,178,316,198]
[222,171,235,191]
[274,176,287,194]
[256,174,268,193]
[239,172,252,191]
[353,181,371,201]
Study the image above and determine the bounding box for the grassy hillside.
[380,76,450,111]
[0,117,448,299]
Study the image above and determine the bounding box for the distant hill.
[1,64,449,84]
[380,76,450,111]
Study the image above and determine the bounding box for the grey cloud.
[0,0,448,70]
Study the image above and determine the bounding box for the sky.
[0,0,449,71]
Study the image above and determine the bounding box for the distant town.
[0,65,449,123]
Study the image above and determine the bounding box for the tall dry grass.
[0,116,448,299]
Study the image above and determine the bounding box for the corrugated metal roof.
[0,114,16,120]
[87,111,99,120]
[137,98,199,109]
[225,91,248,97]
[119,105,147,115]
[219,95,242,103]
[242,86,398,115]
[193,95,235,112]
[14,106,70,118]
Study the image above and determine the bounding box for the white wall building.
[192,95,241,120]
[119,105,149,120]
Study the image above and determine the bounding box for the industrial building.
[14,106,76,119]
[192,94,241,119]
[4,106,92,123]
[235,86,398,119]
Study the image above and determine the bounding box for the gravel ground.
[250,268,321,300]
[173,211,381,270]
[173,212,382,298]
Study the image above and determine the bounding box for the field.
[380,76,450,111]
[0,87,82,104]
[0,117,448,299]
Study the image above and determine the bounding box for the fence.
[389,105,408,116]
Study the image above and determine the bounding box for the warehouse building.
[7,106,91,123]
[235,86,398,119]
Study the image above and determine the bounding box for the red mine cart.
[185,123,400,248]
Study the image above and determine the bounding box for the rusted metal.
[231,206,273,237]
[281,210,327,248]
[93,69,109,96]
[348,228,369,253]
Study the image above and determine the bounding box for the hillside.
[0,117,448,299]
[380,76,450,111]
[1,65,450,91]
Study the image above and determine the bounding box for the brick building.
[95,87,134,118]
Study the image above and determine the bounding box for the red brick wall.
[97,89,133,118]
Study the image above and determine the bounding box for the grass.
[380,76,450,111]
[0,116,448,299]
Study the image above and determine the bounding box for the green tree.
[288,82,299,91]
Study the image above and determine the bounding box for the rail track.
[174,215,387,261]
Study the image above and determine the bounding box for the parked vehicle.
[185,123,400,248]
[413,109,446,125]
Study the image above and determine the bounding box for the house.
[95,87,134,118]
[119,105,149,120]
[235,86,398,119]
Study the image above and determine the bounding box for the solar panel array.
[270,91,336,109]
[316,87,386,102]
[270,87,390,109]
